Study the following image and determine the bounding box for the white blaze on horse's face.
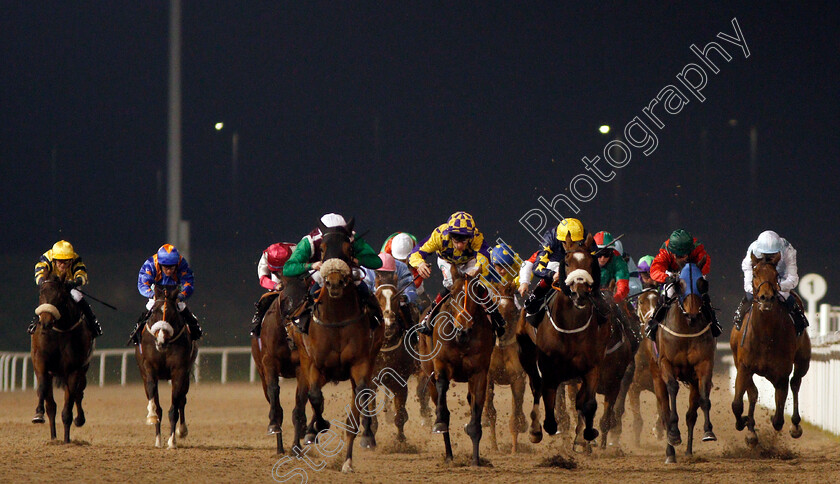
[381,288,395,324]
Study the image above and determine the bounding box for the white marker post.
[798,273,826,338]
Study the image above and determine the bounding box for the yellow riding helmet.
[51,240,77,260]
[556,218,585,242]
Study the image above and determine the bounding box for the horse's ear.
[769,252,781,266]
[345,216,355,234]
[563,231,573,249]
[750,252,760,267]
[583,233,595,252]
[318,220,329,234]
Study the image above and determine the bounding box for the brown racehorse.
[250,280,308,454]
[135,285,198,448]
[483,281,528,452]
[31,276,94,442]
[649,263,716,463]
[371,270,418,443]
[296,220,384,473]
[553,289,637,449]
[418,270,496,465]
[730,253,811,446]
[626,288,665,444]
[516,233,611,452]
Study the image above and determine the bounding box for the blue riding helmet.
[157,244,181,265]
[491,243,516,267]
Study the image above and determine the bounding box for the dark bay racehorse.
[31,276,94,442]
[554,289,637,449]
[297,220,383,473]
[418,270,496,465]
[650,263,716,463]
[730,253,811,446]
[371,270,418,442]
[251,280,308,454]
[517,233,611,452]
[483,281,528,452]
[627,288,665,444]
[135,285,198,448]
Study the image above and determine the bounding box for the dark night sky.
[1,2,838,347]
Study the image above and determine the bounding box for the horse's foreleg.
[483,378,498,451]
[305,367,328,445]
[142,373,163,448]
[517,334,543,443]
[32,368,49,424]
[510,375,528,453]
[685,384,699,456]
[628,383,643,445]
[612,357,636,444]
[554,383,570,434]
[292,374,309,450]
[660,362,681,447]
[744,376,759,447]
[789,347,810,439]
[771,376,789,432]
[731,365,752,432]
[696,360,716,443]
[61,375,77,443]
[539,370,559,437]
[167,370,190,449]
[394,384,409,443]
[44,375,57,440]
[433,370,453,461]
[416,369,433,424]
[466,371,488,466]
[599,386,619,450]
[265,364,283,442]
[575,367,600,452]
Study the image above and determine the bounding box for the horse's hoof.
[543,420,557,436]
[735,417,746,431]
[529,431,543,444]
[359,436,376,449]
[304,433,317,444]
[177,425,188,439]
[432,422,449,434]
[583,428,599,442]
[790,424,803,439]
[573,442,592,454]
[341,459,354,473]
[146,416,159,426]
[746,432,759,447]
[32,414,45,424]
[267,424,281,435]
[74,415,85,427]
[155,435,162,448]
[665,455,676,464]
[771,418,784,432]
[702,431,717,442]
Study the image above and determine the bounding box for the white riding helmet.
[753,230,783,257]
[391,233,415,260]
[320,213,347,228]
[613,240,624,256]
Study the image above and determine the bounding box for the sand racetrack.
[2,374,838,483]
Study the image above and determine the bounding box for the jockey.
[31,240,102,337]
[249,242,296,337]
[383,232,431,310]
[734,230,808,336]
[594,231,640,348]
[376,252,417,327]
[489,243,524,287]
[129,244,203,344]
[646,229,720,340]
[523,218,608,327]
[282,213,383,335]
[636,255,657,289]
[408,211,507,337]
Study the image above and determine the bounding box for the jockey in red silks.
[249,242,296,337]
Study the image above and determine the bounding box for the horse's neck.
[747,300,789,336]
[319,288,362,319]
[553,293,591,323]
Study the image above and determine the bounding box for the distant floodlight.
[728,119,738,127]
[215,122,224,131]
[599,125,610,134]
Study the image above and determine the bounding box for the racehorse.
[649,263,716,463]
[135,285,198,448]
[296,219,384,473]
[516,233,611,452]
[418,269,496,465]
[250,280,308,454]
[370,269,418,442]
[552,289,637,449]
[730,253,811,446]
[483,281,528,452]
[626,288,665,444]
[30,276,94,442]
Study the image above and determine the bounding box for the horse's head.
[676,263,705,321]
[448,273,490,344]
[149,285,182,351]
[637,289,660,327]
[318,220,355,299]
[375,271,401,340]
[494,281,518,343]
[563,233,596,308]
[35,276,75,331]
[751,252,782,311]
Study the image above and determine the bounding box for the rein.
[47,316,84,333]
[659,321,711,338]
[548,305,595,334]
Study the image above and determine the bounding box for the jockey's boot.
[784,295,809,336]
[295,309,312,335]
[78,299,103,338]
[180,306,203,340]
[27,315,38,335]
[250,293,279,337]
[417,288,451,336]
[365,293,384,331]
[733,295,751,331]
[486,306,507,338]
[647,300,670,341]
[615,303,640,353]
[524,280,551,328]
[127,310,151,346]
[701,293,722,338]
